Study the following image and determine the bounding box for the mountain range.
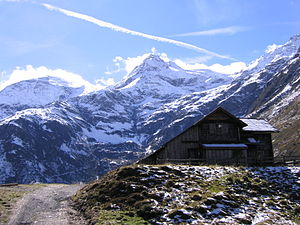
[0,34,299,184]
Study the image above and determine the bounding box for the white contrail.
[171,26,249,37]
[41,3,236,61]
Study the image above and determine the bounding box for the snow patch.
[11,136,24,147]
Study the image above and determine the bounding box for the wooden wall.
[156,125,199,161]
[241,132,274,163]
[205,149,247,164]
[139,109,275,165]
[198,121,240,143]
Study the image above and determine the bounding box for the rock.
[203,197,218,207]
[237,217,252,224]
[215,194,226,200]
[259,187,270,195]
[191,194,202,201]
[222,199,240,208]
[168,209,191,220]
[194,205,208,214]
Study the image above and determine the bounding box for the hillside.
[72,165,300,225]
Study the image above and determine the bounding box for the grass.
[292,217,300,225]
[207,179,226,193]
[97,210,150,225]
[285,205,300,225]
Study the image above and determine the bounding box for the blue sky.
[0,0,299,88]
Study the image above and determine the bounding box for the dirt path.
[7,184,87,225]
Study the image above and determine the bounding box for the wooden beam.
[181,140,199,143]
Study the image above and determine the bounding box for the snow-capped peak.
[245,33,300,72]
[265,44,281,54]
[143,54,168,67]
[289,33,300,42]
[113,54,232,107]
[129,54,169,75]
[139,54,183,71]
[0,76,85,108]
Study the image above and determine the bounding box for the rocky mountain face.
[0,34,299,184]
[269,96,300,157]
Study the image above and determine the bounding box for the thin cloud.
[0,65,103,93]
[172,26,249,37]
[174,59,247,75]
[96,77,116,86]
[40,3,236,61]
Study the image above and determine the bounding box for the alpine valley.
[0,34,299,184]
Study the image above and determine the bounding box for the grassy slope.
[270,96,300,156]
[72,164,300,225]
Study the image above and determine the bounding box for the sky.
[0,0,299,89]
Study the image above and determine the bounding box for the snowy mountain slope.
[114,54,232,130]
[146,34,300,119]
[144,35,300,150]
[0,102,93,183]
[0,34,299,183]
[116,54,231,96]
[249,50,300,118]
[71,54,232,146]
[0,76,87,120]
[0,100,144,183]
[238,34,300,78]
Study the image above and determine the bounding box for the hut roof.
[240,119,279,132]
[193,107,247,127]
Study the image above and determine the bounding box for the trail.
[8,184,87,225]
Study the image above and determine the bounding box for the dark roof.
[193,107,247,127]
[240,119,279,132]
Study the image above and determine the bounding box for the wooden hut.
[139,107,278,165]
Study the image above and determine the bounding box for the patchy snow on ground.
[134,165,300,225]
[73,164,300,225]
